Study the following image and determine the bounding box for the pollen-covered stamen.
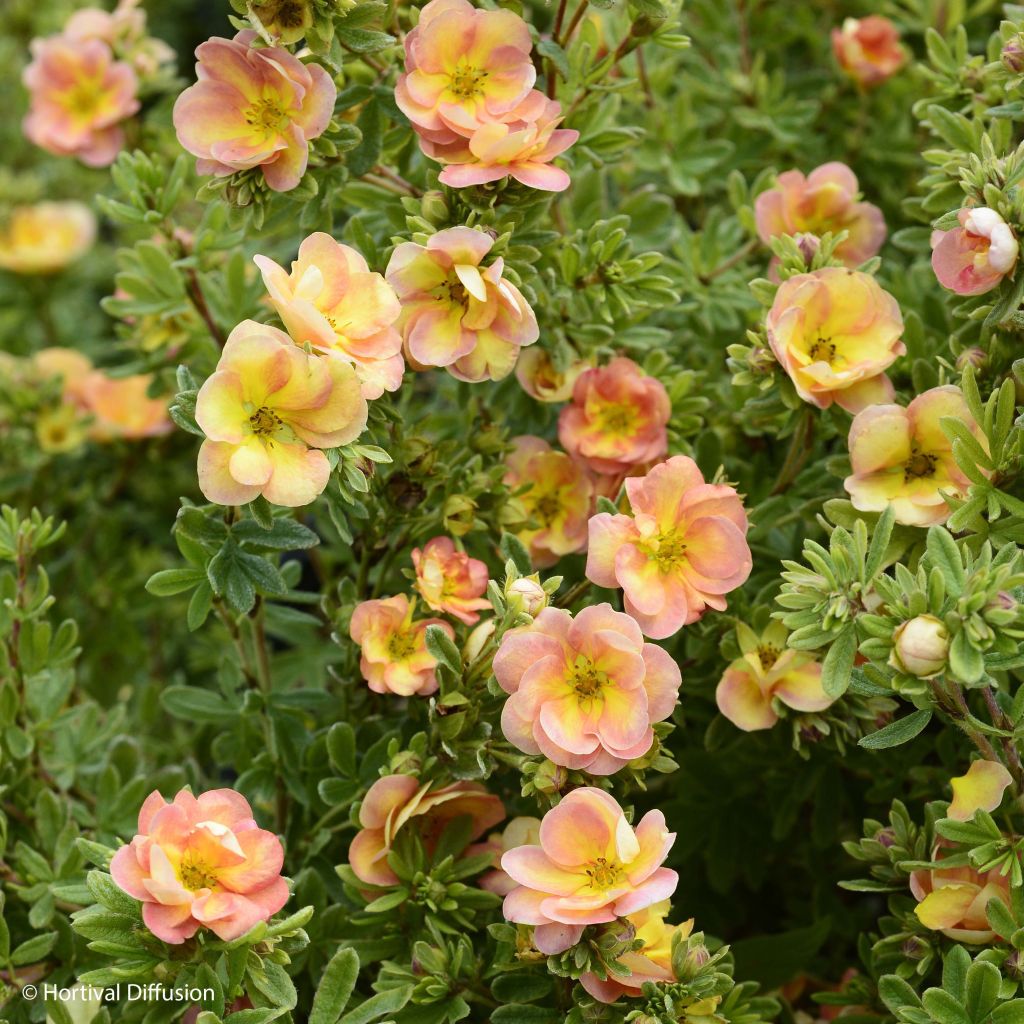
[904,449,938,481]
[807,335,838,364]
[644,529,688,573]
[584,856,625,890]
[597,401,638,437]
[246,97,290,133]
[178,853,218,892]
[448,63,490,100]
[249,406,282,436]
[386,629,418,660]
[568,656,608,701]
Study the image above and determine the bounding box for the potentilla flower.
[504,435,594,569]
[173,31,336,193]
[931,208,1019,296]
[765,267,905,414]
[515,347,592,403]
[348,774,504,887]
[65,0,175,79]
[473,816,542,895]
[501,787,678,954]
[349,594,454,696]
[411,536,490,625]
[386,227,538,382]
[249,0,314,44]
[947,760,1012,822]
[754,163,886,269]
[254,233,403,399]
[0,202,96,275]
[558,357,670,478]
[832,16,905,88]
[23,34,139,167]
[110,788,289,944]
[890,614,949,677]
[493,604,682,774]
[86,373,172,441]
[844,385,986,527]
[715,622,833,732]
[195,320,367,508]
[587,456,752,640]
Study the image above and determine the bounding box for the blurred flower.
[412,536,490,625]
[473,816,542,895]
[501,787,678,954]
[65,0,175,79]
[0,202,96,275]
[386,227,538,382]
[348,774,504,887]
[890,615,949,678]
[195,320,366,507]
[844,385,985,527]
[716,622,833,731]
[754,163,886,269]
[766,268,904,414]
[948,760,1012,822]
[832,16,905,88]
[515,347,592,402]
[255,232,403,399]
[931,208,1019,297]
[173,31,335,192]
[23,35,139,167]
[86,374,172,441]
[36,405,89,455]
[558,357,670,478]
[493,604,682,774]
[110,788,288,944]
[587,456,751,639]
[504,435,593,568]
[349,594,454,696]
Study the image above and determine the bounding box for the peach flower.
[931,208,1019,297]
[493,604,682,775]
[412,536,490,625]
[349,594,454,696]
[0,202,96,275]
[948,760,1012,822]
[844,385,985,527]
[558,358,670,478]
[386,227,538,382]
[110,788,289,944]
[832,16,905,88]
[504,436,594,569]
[348,774,504,887]
[33,348,96,413]
[515,347,592,403]
[195,321,367,507]
[86,373,172,441]
[501,787,678,954]
[766,268,905,414]
[715,622,833,732]
[65,0,175,79]
[23,34,139,167]
[173,31,335,192]
[587,456,752,640]
[254,233,403,399]
[755,163,886,269]
[473,817,542,895]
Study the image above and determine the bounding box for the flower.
[348,774,504,887]
[473,817,542,895]
[715,622,833,731]
[501,787,678,954]
[504,436,594,568]
[254,233,403,399]
[754,163,886,269]
[505,575,548,617]
[931,208,1019,297]
[65,0,175,79]
[195,320,367,507]
[587,456,752,640]
[580,902,694,1003]
[110,788,289,944]
[349,594,454,696]
[515,347,592,402]
[173,31,336,193]
[558,358,670,478]
[765,268,905,414]
[86,373,172,441]
[23,34,139,167]
[0,202,96,275]
[493,604,682,774]
[832,16,905,88]
[948,760,1013,822]
[412,536,490,625]
[844,385,985,527]
[890,615,949,677]
[386,227,538,382]
[249,0,314,43]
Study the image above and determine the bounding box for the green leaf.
[964,960,1001,1021]
[926,528,966,592]
[234,518,320,550]
[145,567,205,596]
[160,686,238,724]
[942,945,971,1003]
[338,985,414,1024]
[878,975,922,1013]
[864,505,895,582]
[859,710,932,749]
[499,533,533,574]
[921,988,970,1024]
[992,1001,1024,1024]
[11,931,57,965]
[424,625,462,675]
[309,947,360,1024]
[821,626,857,698]
[949,631,985,685]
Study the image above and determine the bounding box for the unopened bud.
[890,615,949,677]
[443,494,477,537]
[1004,36,1024,74]
[463,620,495,663]
[505,576,547,618]
[794,232,821,265]
[533,759,567,795]
[676,940,711,981]
[875,827,896,848]
[956,347,987,371]
[420,190,449,226]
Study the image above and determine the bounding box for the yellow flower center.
[807,335,839,365]
[250,406,282,436]
[64,81,103,120]
[585,857,625,890]
[246,98,290,134]
[597,401,638,437]
[904,449,938,481]
[757,644,780,670]
[569,655,608,701]
[178,853,218,892]
[530,489,563,528]
[644,529,688,573]
[387,629,418,660]
[448,63,490,100]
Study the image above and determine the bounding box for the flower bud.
[1004,36,1024,74]
[674,935,710,981]
[420,190,449,226]
[794,232,821,265]
[956,347,987,372]
[874,827,896,848]
[443,494,477,537]
[890,615,949,677]
[505,576,548,618]
[463,620,495,663]
[532,759,567,795]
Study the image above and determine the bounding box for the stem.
[555,578,592,609]
[215,601,260,690]
[769,410,815,495]
[339,41,387,74]
[700,239,758,284]
[941,681,1003,765]
[184,268,226,348]
[982,686,1024,791]
[371,164,422,197]
[359,173,416,197]
[546,0,570,98]
[558,0,589,48]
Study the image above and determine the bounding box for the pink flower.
[412,536,490,625]
[755,163,886,269]
[110,788,289,944]
[254,233,403,399]
[558,357,670,478]
[472,816,542,895]
[0,201,96,275]
[501,787,678,954]
[587,456,752,640]
[931,208,1019,296]
[348,774,504,887]
[832,16,906,88]
[349,595,454,696]
[23,35,139,167]
[173,31,336,193]
[386,227,538,382]
[86,373,172,441]
[493,604,682,775]
[65,0,175,79]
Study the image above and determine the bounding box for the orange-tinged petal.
[948,760,1013,822]
[915,884,979,931]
